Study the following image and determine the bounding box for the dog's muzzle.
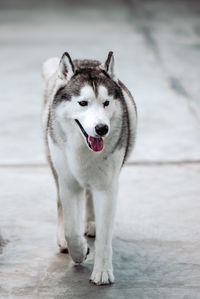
[75,119,104,152]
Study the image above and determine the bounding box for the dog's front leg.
[59,178,88,264]
[90,181,118,285]
[85,189,95,237]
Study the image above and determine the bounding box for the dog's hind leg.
[57,196,68,253]
[47,150,68,253]
[85,189,96,237]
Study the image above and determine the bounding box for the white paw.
[57,233,68,253]
[67,236,89,264]
[90,268,114,285]
[85,221,96,237]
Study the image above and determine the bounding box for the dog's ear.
[58,52,75,81]
[103,51,115,78]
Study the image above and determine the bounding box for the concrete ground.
[0,0,200,298]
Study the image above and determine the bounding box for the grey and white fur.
[42,51,137,285]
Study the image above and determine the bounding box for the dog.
[42,51,137,285]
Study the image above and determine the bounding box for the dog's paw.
[85,221,96,238]
[90,268,114,285]
[57,235,68,253]
[67,236,89,264]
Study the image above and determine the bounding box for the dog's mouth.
[75,119,104,152]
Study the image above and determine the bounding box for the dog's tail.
[42,57,60,82]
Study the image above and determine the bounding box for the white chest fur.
[48,131,123,189]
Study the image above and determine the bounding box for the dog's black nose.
[95,124,109,136]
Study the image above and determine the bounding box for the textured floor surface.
[0,0,200,298]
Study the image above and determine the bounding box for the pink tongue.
[88,136,104,152]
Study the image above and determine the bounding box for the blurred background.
[0,0,200,298]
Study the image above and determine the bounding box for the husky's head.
[54,52,122,152]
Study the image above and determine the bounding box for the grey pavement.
[0,0,200,298]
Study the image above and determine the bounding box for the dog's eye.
[103,100,110,108]
[78,101,88,107]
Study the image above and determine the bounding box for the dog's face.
[54,52,122,152]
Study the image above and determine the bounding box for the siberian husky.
[42,52,137,285]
